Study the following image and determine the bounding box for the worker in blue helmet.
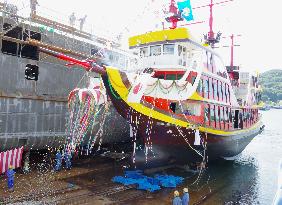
[64,151,72,170]
[6,165,15,192]
[54,150,62,171]
[172,190,182,205]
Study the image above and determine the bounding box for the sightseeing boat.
[39,0,264,167]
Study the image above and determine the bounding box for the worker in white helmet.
[182,187,190,205]
[172,190,182,205]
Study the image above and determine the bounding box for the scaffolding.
[0,0,122,64]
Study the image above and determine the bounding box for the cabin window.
[226,85,230,103]
[224,107,229,122]
[215,106,219,124]
[222,83,226,103]
[220,107,224,128]
[204,78,209,98]
[163,44,174,55]
[210,105,215,126]
[218,82,223,101]
[182,103,201,116]
[204,104,210,126]
[140,47,149,57]
[170,102,182,114]
[169,102,177,113]
[213,79,218,101]
[209,78,213,99]
[150,45,161,56]
[197,79,203,96]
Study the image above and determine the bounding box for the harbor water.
[191,109,282,204]
[0,109,281,205]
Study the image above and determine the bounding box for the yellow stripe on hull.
[106,67,262,136]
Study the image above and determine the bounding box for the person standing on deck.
[30,0,39,16]
[78,15,87,31]
[172,190,182,205]
[6,166,15,192]
[69,12,76,27]
[182,188,190,205]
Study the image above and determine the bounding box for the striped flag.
[0,146,24,174]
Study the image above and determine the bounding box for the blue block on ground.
[112,173,183,192]
[125,170,144,179]
[137,181,161,192]
[112,176,126,184]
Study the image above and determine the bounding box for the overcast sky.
[8,0,282,73]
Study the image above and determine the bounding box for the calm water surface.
[200,109,282,204]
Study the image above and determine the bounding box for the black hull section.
[102,75,263,168]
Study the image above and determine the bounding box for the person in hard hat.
[6,165,15,192]
[172,190,182,205]
[182,188,190,205]
[54,150,62,171]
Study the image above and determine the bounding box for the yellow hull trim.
[106,67,262,136]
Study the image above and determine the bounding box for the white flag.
[194,129,201,146]
[127,74,150,103]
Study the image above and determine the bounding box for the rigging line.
[90,104,106,148]
[96,103,109,151]
[166,99,204,158]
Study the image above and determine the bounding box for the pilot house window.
[140,47,149,57]
[150,45,161,56]
[163,44,174,55]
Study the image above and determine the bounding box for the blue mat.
[112,171,183,192]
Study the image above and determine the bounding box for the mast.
[204,0,234,47]
[225,34,240,86]
[204,0,221,47]
[230,34,234,67]
[208,0,214,41]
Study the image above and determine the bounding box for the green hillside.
[259,69,282,102]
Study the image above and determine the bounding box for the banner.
[127,74,151,103]
[177,0,194,21]
[0,146,24,174]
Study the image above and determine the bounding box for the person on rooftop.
[78,15,87,31]
[30,0,39,16]
[172,190,182,205]
[69,12,76,27]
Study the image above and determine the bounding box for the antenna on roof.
[201,0,234,47]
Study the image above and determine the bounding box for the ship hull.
[102,74,263,167]
[0,48,129,152]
